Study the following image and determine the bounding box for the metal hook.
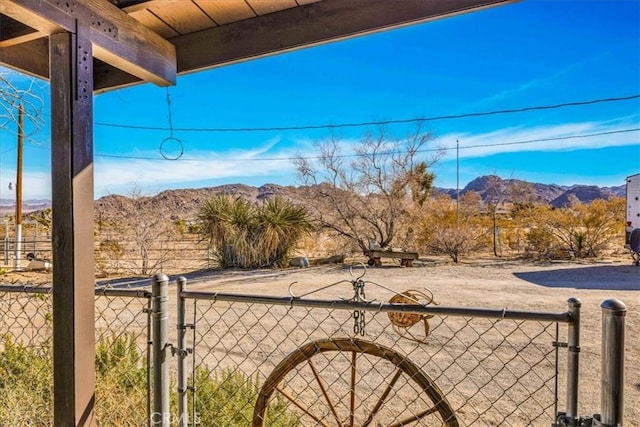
[349,262,367,280]
[288,281,298,298]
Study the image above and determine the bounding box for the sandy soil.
[179,256,639,424]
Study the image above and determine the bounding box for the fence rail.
[0,272,627,427]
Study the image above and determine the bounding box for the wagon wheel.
[253,338,458,427]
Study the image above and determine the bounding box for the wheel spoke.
[275,384,331,427]
[308,358,342,425]
[361,367,403,427]
[388,406,440,427]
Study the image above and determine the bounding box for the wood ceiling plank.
[173,0,517,74]
[246,0,298,16]
[147,1,215,35]
[193,0,256,25]
[128,9,181,38]
[96,0,517,91]
[0,0,176,86]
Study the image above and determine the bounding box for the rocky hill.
[10,175,629,221]
[93,183,301,223]
[435,175,625,207]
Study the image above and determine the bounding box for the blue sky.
[0,0,639,200]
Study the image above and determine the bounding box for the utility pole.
[456,139,459,232]
[15,102,23,270]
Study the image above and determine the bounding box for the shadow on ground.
[514,264,640,291]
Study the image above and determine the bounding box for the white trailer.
[625,173,640,265]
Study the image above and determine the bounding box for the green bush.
[0,335,53,426]
[187,367,299,427]
[0,334,299,426]
[95,333,148,426]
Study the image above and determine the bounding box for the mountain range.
[0,175,629,218]
[435,175,626,207]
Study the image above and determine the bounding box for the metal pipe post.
[566,297,581,426]
[152,273,170,426]
[600,299,626,426]
[177,277,188,427]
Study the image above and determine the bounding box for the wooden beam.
[172,0,517,74]
[50,28,96,427]
[0,36,49,79]
[0,0,176,86]
[0,15,43,48]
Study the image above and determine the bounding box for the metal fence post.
[598,299,626,426]
[565,297,581,426]
[177,276,188,427]
[152,273,170,426]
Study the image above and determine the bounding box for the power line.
[93,94,640,133]
[457,128,640,151]
[94,127,640,162]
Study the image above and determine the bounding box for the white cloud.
[437,120,639,160]
[94,141,297,197]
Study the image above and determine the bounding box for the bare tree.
[295,124,441,254]
[0,72,45,137]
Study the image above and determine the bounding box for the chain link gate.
[167,267,604,427]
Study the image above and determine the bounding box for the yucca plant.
[257,197,313,267]
[198,195,313,268]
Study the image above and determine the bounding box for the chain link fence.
[1,272,627,426]
[175,274,574,427]
[0,284,152,427]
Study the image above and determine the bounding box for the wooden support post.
[50,29,96,427]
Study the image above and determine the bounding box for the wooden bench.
[364,250,419,267]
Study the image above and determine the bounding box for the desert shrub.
[0,334,299,426]
[416,192,490,262]
[198,195,313,268]
[95,239,126,276]
[0,333,147,426]
[95,333,148,426]
[189,368,299,426]
[0,335,53,426]
[523,198,624,259]
[525,226,562,259]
